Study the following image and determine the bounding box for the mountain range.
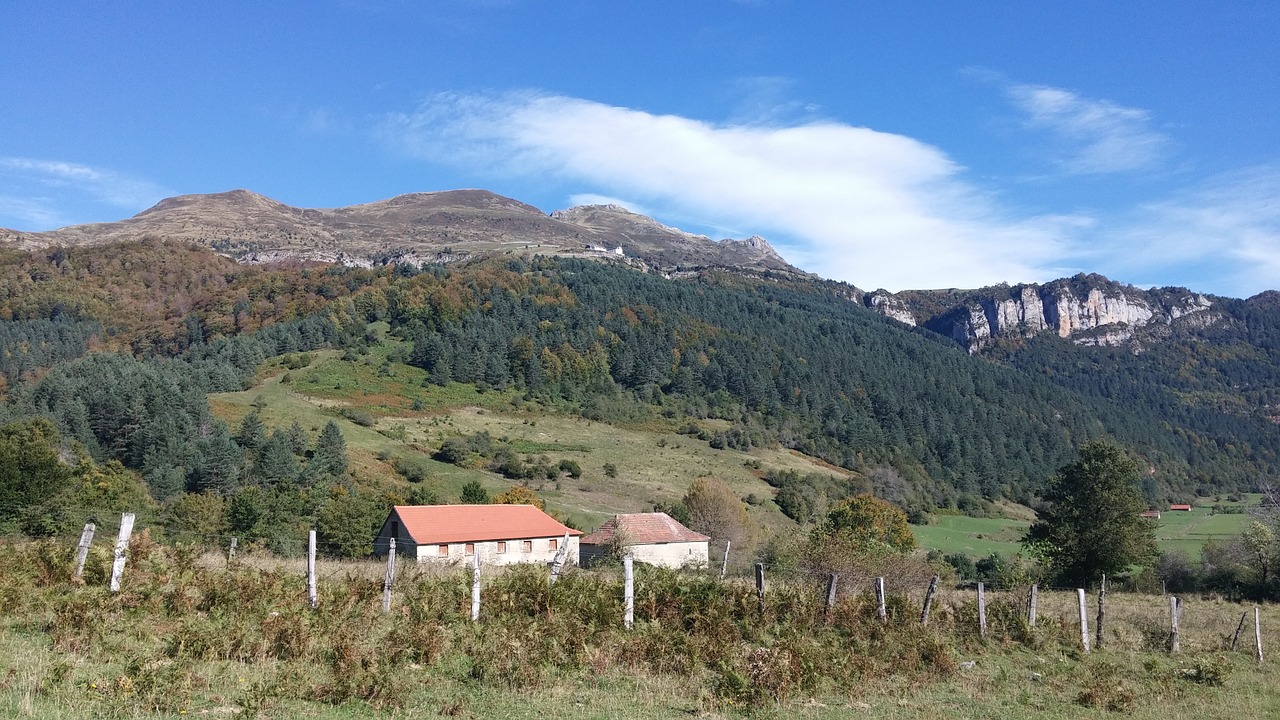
[0,189,796,276]
[2,188,1278,514]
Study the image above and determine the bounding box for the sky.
[2,2,1278,297]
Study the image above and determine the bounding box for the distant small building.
[374,504,581,565]
[1139,510,1162,519]
[579,512,710,569]
[1169,504,1193,512]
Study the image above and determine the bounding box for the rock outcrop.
[865,275,1218,352]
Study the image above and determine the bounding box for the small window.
[438,544,448,556]
[496,541,506,553]
[390,521,399,539]
[522,540,533,553]
[549,538,558,550]
[465,543,475,556]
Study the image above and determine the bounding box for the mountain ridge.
[0,188,803,277]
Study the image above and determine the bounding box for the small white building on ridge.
[374,504,581,565]
[579,512,710,569]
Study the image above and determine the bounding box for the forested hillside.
[2,238,1278,546]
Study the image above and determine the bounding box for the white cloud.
[380,92,1075,290]
[0,157,168,231]
[0,157,165,208]
[0,195,64,229]
[1102,165,1280,297]
[1006,83,1170,174]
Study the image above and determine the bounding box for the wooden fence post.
[109,513,135,593]
[1095,574,1107,650]
[471,551,481,622]
[1077,589,1090,653]
[720,541,731,580]
[875,576,887,624]
[755,563,766,616]
[382,538,397,614]
[623,553,634,630]
[227,537,237,565]
[74,522,95,578]
[1231,611,1248,651]
[920,576,939,626]
[1169,596,1181,654]
[977,582,988,638]
[549,531,571,585]
[1255,606,1264,663]
[824,573,838,620]
[307,530,318,610]
[1028,584,1039,626]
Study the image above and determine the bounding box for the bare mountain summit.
[0,189,804,275]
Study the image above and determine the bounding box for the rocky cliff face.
[865,275,1218,352]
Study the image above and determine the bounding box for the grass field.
[912,502,1259,561]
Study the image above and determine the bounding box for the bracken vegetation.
[0,538,1275,719]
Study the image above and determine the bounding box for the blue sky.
[3,1,1278,297]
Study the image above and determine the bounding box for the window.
[522,540,533,553]
[465,543,475,556]
[549,538,558,551]
[390,521,399,539]
[496,541,506,553]
[437,544,448,557]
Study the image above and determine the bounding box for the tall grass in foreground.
[0,538,1274,718]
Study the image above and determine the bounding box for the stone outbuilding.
[374,504,581,565]
[578,512,710,569]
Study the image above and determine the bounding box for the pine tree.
[310,420,347,479]
[236,410,267,451]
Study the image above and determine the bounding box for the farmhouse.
[1169,504,1193,511]
[374,504,581,565]
[578,512,710,569]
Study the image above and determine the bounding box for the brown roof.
[580,512,710,546]
[392,504,581,545]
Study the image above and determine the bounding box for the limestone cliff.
[864,274,1218,352]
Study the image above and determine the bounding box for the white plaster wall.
[413,536,579,566]
[580,541,708,569]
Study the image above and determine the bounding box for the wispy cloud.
[0,157,168,230]
[1101,165,1280,297]
[379,91,1075,290]
[1005,83,1170,175]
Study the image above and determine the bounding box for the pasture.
[912,502,1258,561]
[1,538,1277,719]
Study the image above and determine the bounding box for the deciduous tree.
[1023,440,1157,586]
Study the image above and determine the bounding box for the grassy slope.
[209,344,853,532]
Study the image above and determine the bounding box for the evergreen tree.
[460,480,489,504]
[0,419,73,524]
[190,424,242,494]
[1024,440,1157,585]
[254,431,300,486]
[310,420,347,478]
[236,410,267,451]
[284,420,309,456]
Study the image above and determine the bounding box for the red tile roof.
[1169,504,1193,511]
[580,512,710,546]
[392,504,581,545]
